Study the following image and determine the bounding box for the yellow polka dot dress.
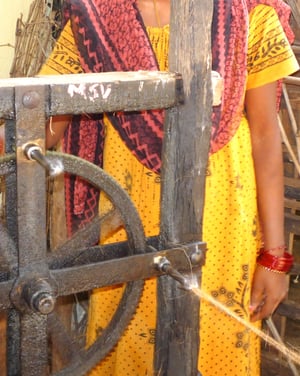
[199,5,298,375]
[86,26,168,376]
[39,6,298,376]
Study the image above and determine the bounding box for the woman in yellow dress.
[42,0,299,374]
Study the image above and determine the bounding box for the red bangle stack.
[256,247,294,274]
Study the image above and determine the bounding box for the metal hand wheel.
[0,151,147,375]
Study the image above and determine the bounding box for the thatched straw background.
[10,0,63,77]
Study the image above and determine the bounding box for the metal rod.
[154,256,193,290]
[23,143,63,176]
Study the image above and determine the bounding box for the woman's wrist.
[256,245,294,274]
[260,244,286,256]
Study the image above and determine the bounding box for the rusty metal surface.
[0,71,183,119]
[0,67,203,375]
[13,84,49,375]
[0,281,14,309]
[52,244,205,296]
[0,144,204,374]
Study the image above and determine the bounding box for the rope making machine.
[0,1,215,375]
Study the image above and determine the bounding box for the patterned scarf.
[62,0,294,235]
[63,0,164,234]
[210,0,294,153]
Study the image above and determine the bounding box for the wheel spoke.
[0,152,147,375]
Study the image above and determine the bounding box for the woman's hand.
[250,264,288,322]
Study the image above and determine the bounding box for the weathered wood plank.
[261,351,298,376]
[155,1,213,375]
[277,299,300,320]
[285,176,300,188]
[285,197,300,209]
[284,76,300,86]
[285,212,300,235]
[286,0,300,27]
[290,262,300,274]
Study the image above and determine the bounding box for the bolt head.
[190,250,203,265]
[22,91,41,109]
[33,292,55,315]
